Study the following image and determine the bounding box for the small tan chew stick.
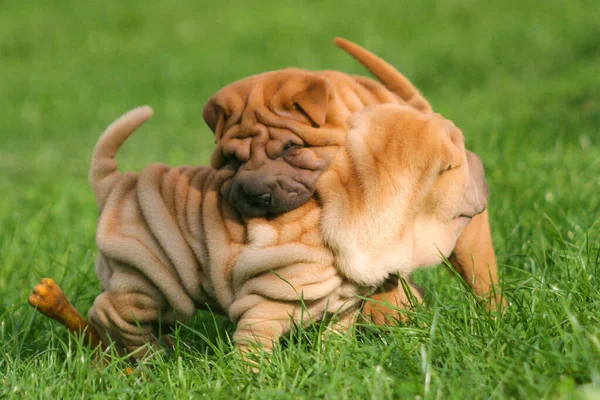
[28,278,103,349]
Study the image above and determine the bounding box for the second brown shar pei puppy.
[204,38,502,324]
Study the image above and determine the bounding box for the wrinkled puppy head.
[318,104,490,286]
[203,69,346,217]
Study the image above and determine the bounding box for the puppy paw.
[362,289,413,326]
[28,278,70,321]
[363,298,401,326]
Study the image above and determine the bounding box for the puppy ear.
[464,150,490,206]
[292,78,330,127]
[202,100,227,141]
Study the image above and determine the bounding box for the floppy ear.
[293,79,330,127]
[464,150,490,206]
[202,100,227,141]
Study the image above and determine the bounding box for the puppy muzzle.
[226,171,313,217]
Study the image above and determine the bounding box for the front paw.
[363,291,404,326]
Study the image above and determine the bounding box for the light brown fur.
[202,38,431,218]
[317,105,502,322]
[86,106,369,355]
[30,38,502,358]
[205,37,502,321]
[80,100,498,357]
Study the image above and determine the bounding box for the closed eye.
[284,142,304,152]
[440,164,461,174]
[225,156,242,172]
[221,150,241,167]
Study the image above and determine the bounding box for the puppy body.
[88,106,367,355]
[85,38,500,358]
[87,101,495,356]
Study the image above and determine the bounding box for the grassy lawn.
[1,0,599,398]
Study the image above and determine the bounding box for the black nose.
[248,192,272,208]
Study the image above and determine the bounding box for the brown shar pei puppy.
[84,106,368,356]
[204,38,502,322]
[29,102,494,357]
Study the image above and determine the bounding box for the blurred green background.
[1,0,599,398]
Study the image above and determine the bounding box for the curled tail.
[334,37,432,113]
[89,106,154,210]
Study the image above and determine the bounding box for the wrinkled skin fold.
[34,38,503,361]
[204,37,503,319]
[203,38,431,218]
[78,99,500,358]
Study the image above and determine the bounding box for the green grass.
[1,0,599,398]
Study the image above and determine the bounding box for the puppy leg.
[362,275,423,325]
[230,303,294,373]
[88,291,167,359]
[233,309,288,355]
[326,309,358,336]
[449,210,504,309]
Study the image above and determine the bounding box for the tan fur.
[86,101,499,357]
[87,106,369,355]
[317,104,489,286]
[318,105,502,322]
[205,38,502,322]
[202,38,431,218]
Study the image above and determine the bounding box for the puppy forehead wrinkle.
[268,127,304,145]
[265,117,343,147]
[223,137,250,153]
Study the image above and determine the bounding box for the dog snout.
[232,172,277,215]
[237,173,274,198]
[245,192,272,208]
